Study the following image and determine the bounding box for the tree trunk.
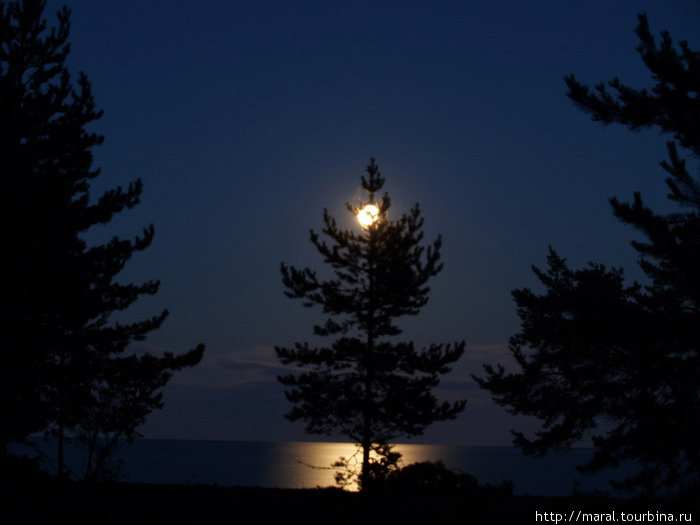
[58,415,64,479]
[0,434,7,478]
[361,365,372,490]
[57,353,65,480]
[360,232,376,491]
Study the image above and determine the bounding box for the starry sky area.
[49,0,700,445]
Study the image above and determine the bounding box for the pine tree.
[0,0,203,477]
[475,14,700,494]
[276,159,465,490]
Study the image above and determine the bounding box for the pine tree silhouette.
[476,14,700,494]
[277,159,465,490]
[0,0,203,477]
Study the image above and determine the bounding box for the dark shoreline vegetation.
[3,458,698,525]
[4,479,698,525]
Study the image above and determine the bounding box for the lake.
[11,438,633,496]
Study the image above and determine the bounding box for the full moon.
[357,204,380,227]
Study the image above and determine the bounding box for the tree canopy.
[475,14,700,495]
[276,159,465,490]
[0,0,203,479]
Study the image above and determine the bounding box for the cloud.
[167,340,521,403]
[441,340,516,383]
[171,345,285,389]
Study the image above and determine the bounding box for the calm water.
[11,438,633,496]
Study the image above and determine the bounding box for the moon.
[357,204,380,227]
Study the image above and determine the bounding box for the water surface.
[12,438,632,496]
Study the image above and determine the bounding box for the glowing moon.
[357,204,380,227]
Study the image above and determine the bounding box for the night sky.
[50,0,700,445]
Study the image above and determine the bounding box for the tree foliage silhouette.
[0,0,203,478]
[475,14,700,495]
[276,159,465,490]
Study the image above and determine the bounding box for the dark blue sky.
[52,0,699,445]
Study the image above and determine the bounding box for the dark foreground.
[2,479,698,525]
